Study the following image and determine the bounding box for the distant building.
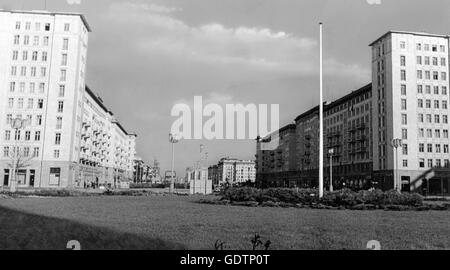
[187,167,212,195]
[209,158,256,186]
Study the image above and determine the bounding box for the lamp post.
[391,138,403,193]
[328,148,334,192]
[169,133,180,194]
[10,117,27,193]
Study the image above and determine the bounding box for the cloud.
[104,1,369,80]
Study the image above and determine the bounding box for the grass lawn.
[0,195,449,250]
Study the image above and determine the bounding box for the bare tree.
[6,146,34,192]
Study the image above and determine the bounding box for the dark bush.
[222,187,262,202]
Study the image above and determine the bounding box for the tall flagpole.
[319,22,324,198]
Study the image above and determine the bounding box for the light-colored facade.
[0,10,137,189]
[212,158,256,185]
[370,31,450,193]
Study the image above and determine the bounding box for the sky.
[2,0,450,176]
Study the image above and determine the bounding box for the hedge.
[220,187,424,207]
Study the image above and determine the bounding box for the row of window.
[15,21,71,32]
[417,113,449,124]
[3,146,40,158]
[418,143,450,153]
[401,55,447,67]
[5,114,63,129]
[6,99,64,114]
[417,99,448,109]
[418,159,450,169]
[416,84,447,95]
[12,51,68,65]
[418,128,449,138]
[13,36,69,50]
[3,130,62,145]
[9,82,65,96]
[400,69,447,81]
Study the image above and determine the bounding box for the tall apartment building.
[209,158,256,186]
[256,31,450,195]
[370,31,450,193]
[0,10,137,189]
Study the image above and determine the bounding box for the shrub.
[222,187,262,202]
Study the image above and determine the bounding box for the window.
[426,99,431,108]
[442,86,448,95]
[401,70,406,81]
[33,147,39,158]
[18,98,24,109]
[402,160,408,168]
[15,21,21,30]
[435,115,440,123]
[41,67,46,77]
[60,70,66,81]
[54,150,60,159]
[444,115,448,124]
[436,144,441,153]
[441,45,446,52]
[49,168,61,186]
[402,129,408,140]
[401,84,406,95]
[35,131,41,141]
[36,115,42,126]
[441,58,447,66]
[38,99,44,109]
[11,66,17,76]
[8,98,14,108]
[400,41,406,49]
[426,85,431,94]
[418,99,423,108]
[417,70,423,79]
[22,51,28,61]
[20,66,26,76]
[417,56,422,65]
[419,143,424,153]
[436,159,442,168]
[434,86,440,95]
[55,133,61,145]
[400,56,406,66]
[56,117,63,129]
[45,23,51,31]
[433,71,439,80]
[14,35,20,45]
[3,147,9,157]
[427,129,432,138]
[58,101,64,113]
[433,57,438,66]
[64,23,70,32]
[33,36,39,46]
[434,100,440,109]
[32,51,38,61]
[427,144,433,153]
[42,52,48,62]
[38,83,45,93]
[25,131,30,141]
[445,130,449,139]
[12,50,18,60]
[23,147,30,157]
[24,35,29,45]
[425,57,430,65]
[43,36,49,46]
[432,45,438,52]
[419,128,424,137]
[418,85,423,93]
[419,159,425,168]
[416,43,422,50]
[401,99,407,110]
[59,85,65,97]
[27,98,33,109]
[401,114,407,125]
[442,72,447,81]
[445,145,449,154]
[436,129,441,138]
[4,130,11,141]
[61,54,67,66]
[63,38,69,50]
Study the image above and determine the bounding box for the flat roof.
[0,9,92,32]
[369,30,449,46]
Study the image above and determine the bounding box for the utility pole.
[169,133,180,194]
[319,22,324,198]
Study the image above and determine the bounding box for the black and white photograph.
[0,0,449,257]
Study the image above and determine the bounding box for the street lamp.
[10,117,28,193]
[391,138,403,193]
[169,133,181,194]
[328,148,334,192]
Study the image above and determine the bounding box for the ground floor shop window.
[3,169,10,186]
[49,168,61,186]
[17,170,27,185]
